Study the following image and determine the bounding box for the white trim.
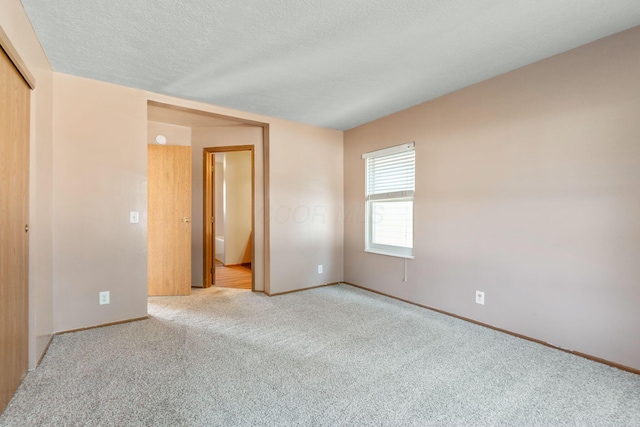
[364,249,414,260]
[367,190,414,202]
[361,141,414,159]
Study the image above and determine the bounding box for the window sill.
[364,249,414,260]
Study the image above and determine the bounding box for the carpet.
[1,284,639,426]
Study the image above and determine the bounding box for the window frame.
[362,142,415,259]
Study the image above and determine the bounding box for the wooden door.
[0,46,30,413]
[148,145,192,296]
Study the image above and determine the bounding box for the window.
[363,142,415,258]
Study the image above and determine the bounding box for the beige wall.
[0,1,55,368]
[215,155,224,238]
[147,121,191,147]
[224,151,251,265]
[224,151,252,265]
[344,27,640,370]
[52,74,149,332]
[268,122,344,294]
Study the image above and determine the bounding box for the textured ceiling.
[21,0,640,130]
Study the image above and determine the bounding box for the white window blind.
[363,142,415,258]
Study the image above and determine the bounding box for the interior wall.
[344,27,640,370]
[223,150,252,265]
[147,121,191,147]
[268,122,344,294]
[52,73,148,332]
[215,154,224,239]
[0,0,54,368]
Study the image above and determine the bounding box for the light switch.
[130,211,139,224]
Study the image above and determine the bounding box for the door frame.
[203,145,255,290]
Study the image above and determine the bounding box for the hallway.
[214,261,252,290]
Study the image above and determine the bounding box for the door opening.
[204,146,255,291]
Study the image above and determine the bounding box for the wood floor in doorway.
[214,261,252,290]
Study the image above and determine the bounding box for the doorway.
[204,146,255,290]
[147,100,268,293]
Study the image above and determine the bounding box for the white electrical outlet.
[475,290,485,305]
[129,211,139,224]
[99,291,110,305]
[318,265,323,274]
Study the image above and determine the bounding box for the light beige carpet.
[1,284,639,426]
